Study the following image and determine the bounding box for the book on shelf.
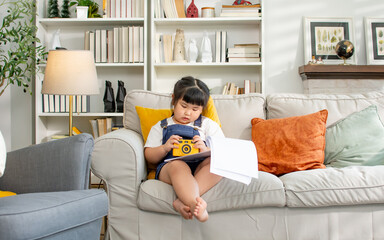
[222,80,261,95]
[228,57,261,63]
[174,0,186,18]
[221,31,227,63]
[227,53,260,58]
[215,31,221,63]
[220,12,261,17]
[221,4,261,17]
[90,117,113,139]
[105,0,143,18]
[88,26,144,64]
[222,4,261,8]
[162,34,173,63]
[228,47,260,54]
[42,95,90,113]
[165,136,258,185]
[161,0,183,18]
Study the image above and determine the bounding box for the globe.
[335,40,354,64]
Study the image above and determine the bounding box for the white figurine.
[50,29,62,50]
[200,31,212,63]
[188,39,198,63]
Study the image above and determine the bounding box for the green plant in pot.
[0,0,47,96]
[69,0,102,18]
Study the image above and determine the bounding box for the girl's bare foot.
[193,197,208,222]
[173,198,193,220]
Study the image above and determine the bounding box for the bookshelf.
[149,0,265,94]
[34,0,147,143]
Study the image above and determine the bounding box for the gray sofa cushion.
[280,166,384,207]
[137,172,285,214]
[0,189,107,240]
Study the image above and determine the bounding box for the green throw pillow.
[324,105,384,167]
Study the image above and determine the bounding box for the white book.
[128,26,134,62]
[95,30,101,63]
[220,12,261,17]
[131,0,135,17]
[115,0,121,18]
[121,26,129,63]
[43,94,49,112]
[65,96,70,112]
[228,57,261,62]
[126,0,132,17]
[227,53,260,58]
[101,29,107,63]
[89,31,95,60]
[113,27,119,63]
[84,31,90,50]
[228,47,260,54]
[121,0,126,18]
[49,95,55,112]
[133,26,140,62]
[215,31,221,63]
[54,95,60,113]
[169,0,177,18]
[110,0,116,18]
[155,33,161,63]
[106,0,111,18]
[165,136,258,185]
[81,95,89,112]
[221,31,227,62]
[107,30,114,63]
[76,95,81,113]
[244,79,251,94]
[255,81,261,93]
[139,26,144,62]
[119,27,123,62]
[89,119,99,139]
[60,95,66,112]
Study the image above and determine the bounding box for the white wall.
[264,0,384,93]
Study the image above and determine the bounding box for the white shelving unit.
[34,0,147,143]
[149,0,264,94]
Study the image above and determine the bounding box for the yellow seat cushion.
[0,191,16,198]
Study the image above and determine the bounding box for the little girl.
[144,76,224,222]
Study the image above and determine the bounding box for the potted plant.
[69,0,102,18]
[0,0,47,96]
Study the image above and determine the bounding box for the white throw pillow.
[0,131,6,177]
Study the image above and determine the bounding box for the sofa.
[91,90,384,240]
[0,134,108,240]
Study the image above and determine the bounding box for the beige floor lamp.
[41,50,99,136]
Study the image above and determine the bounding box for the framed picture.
[365,17,384,65]
[303,17,356,64]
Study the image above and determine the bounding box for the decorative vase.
[76,6,88,19]
[173,29,187,63]
[103,80,115,112]
[186,0,198,18]
[200,32,212,63]
[188,39,198,63]
[116,80,126,112]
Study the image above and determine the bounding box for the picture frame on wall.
[303,17,356,65]
[364,17,384,65]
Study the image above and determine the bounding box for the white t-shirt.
[144,116,224,148]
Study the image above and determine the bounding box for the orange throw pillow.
[251,110,328,176]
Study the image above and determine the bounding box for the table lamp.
[42,50,99,136]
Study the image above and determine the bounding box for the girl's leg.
[158,160,207,222]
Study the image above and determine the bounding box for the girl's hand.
[163,135,182,153]
[193,135,209,152]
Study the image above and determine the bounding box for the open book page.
[164,136,258,185]
[208,136,258,185]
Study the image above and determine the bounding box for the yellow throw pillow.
[136,96,221,143]
[0,191,16,198]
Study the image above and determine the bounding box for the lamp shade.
[42,50,99,95]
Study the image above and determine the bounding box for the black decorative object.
[48,0,60,18]
[103,80,115,112]
[335,40,354,65]
[61,0,70,18]
[116,80,126,112]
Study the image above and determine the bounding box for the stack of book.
[103,0,144,18]
[227,43,261,63]
[89,118,113,139]
[220,4,261,17]
[85,26,144,64]
[154,0,186,18]
[222,80,261,95]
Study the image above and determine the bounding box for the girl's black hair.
[172,76,210,108]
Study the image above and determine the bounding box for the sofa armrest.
[91,128,145,237]
[0,134,94,194]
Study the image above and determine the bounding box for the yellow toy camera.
[173,139,199,156]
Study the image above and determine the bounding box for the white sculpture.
[173,29,187,63]
[50,29,62,50]
[188,39,198,63]
[200,31,212,63]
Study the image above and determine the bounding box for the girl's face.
[173,99,203,125]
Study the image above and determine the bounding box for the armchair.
[0,134,108,240]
